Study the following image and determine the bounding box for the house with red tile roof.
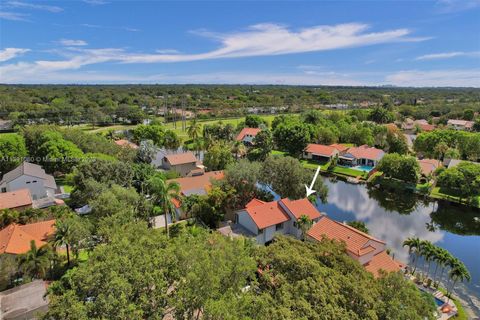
[0,189,32,211]
[418,158,442,177]
[235,128,261,145]
[114,139,139,149]
[235,198,322,244]
[339,145,385,168]
[161,152,205,177]
[330,143,349,153]
[0,220,55,255]
[166,171,225,220]
[303,144,339,162]
[307,216,403,277]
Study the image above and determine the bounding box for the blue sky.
[0,0,479,86]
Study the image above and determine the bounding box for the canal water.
[315,178,480,316]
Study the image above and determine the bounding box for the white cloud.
[114,23,428,63]
[0,48,30,62]
[435,0,480,13]
[58,39,88,46]
[386,69,480,87]
[6,22,426,72]
[80,23,140,32]
[6,1,63,13]
[416,51,480,60]
[0,11,29,21]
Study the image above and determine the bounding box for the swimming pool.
[353,165,374,172]
[435,297,445,307]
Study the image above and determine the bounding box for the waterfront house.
[0,220,56,255]
[303,144,339,162]
[418,158,441,177]
[330,143,349,154]
[0,162,58,200]
[447,119,474,131]
[234,198,322,245]
[338,145,385,168]
[161,152,204,177]
[235,128,261,145]
[307,216,403,277]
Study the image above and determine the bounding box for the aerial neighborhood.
[0,84,478,319]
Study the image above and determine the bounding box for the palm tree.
[187,119,201,141]
[447,263,471,300]
[297,215,313,241]
[147,175,180,238]
[437,250,454,286]
[422,241,436,277]
[50,219,72,266]
[18,241,52,279]
[231,141,247,160]
[403,237,422,274]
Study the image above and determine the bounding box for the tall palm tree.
[447,263,471,300]
[187,119,201,142]
[147,175,180,238]
[50,219,72,266]
[297,215,313,241]
[18,241,52,279]
[422,241,436,277]
[437,250,454,286]
[403,237,422,275]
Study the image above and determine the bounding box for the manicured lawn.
[300,159,329,171]
[332,166,367,178]
[271,149,289,156]
[430,187,480,208]
[160,114,281,139]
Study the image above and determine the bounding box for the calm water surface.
[315,178,480,316]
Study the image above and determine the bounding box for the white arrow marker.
[305,165,321,197]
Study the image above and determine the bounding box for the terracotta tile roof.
[307,216,385,257]
[0,189,32,210]
[245,200,290,229]
[167,171,224,195]
[164,152,198,166]
[280,198,322,220]
[418,123,435,131]
[418,159,441,176]
[235,128,261,141]
[246,198,266,208]
[114,139,139,149]
[0,219,55,255]
[171,198,182,209]
[364,251,404,278]
[304,144,337,157]
[329,143,349,153]
[344,145,385,161]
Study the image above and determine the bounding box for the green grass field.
[430,187,480,208]
[161,114,279,138]
[332,166,367,178]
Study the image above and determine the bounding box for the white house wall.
[4,175,48,200]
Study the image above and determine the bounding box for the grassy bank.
[431,187,480,209]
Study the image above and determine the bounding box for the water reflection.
[316,178,480,315]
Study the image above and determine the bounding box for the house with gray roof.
[0,162,57,200]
